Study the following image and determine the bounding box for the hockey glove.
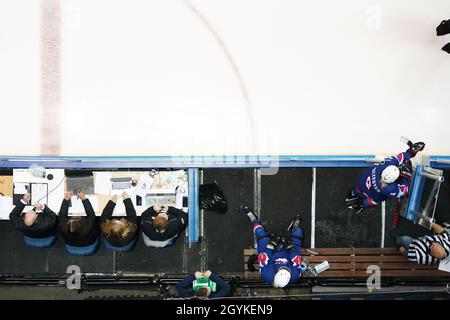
[407,142,425,157]
[437,20,450,36]
[400,160,413,179]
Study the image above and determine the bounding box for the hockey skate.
[287,214,302,232]
[240,205,257,221]
[351,203,364,215]
[345,189,361,208]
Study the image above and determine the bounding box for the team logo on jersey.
[257,252,269,267]
[366,176,371,190]
[396,153,404,165]
[397,185,408,198]
[274,258,289,265]
[291,255,302,268]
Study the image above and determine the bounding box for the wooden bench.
[244,247,450,279]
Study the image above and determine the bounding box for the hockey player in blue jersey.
[346,141,425,214]
[242,206,304,288]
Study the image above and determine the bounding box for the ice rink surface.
[1,0,450,157]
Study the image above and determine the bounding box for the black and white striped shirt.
[408,231,450,265]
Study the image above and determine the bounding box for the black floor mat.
[315,168,382,247]
[202,169,254,273]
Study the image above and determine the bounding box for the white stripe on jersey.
[407,231,450,265]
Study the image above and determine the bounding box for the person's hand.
[204,270,212,279]
[194,271,203,279]
[400,160,413,179]
[22,193,31,203]
[153,205,162,212]
[122,191,130,200]
[78,191,86,200]
[34,203,44,211]
[407,142,425,157]
[111,195,118,203]
[399,247,406,254]
[64,192,73,201]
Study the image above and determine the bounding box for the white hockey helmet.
[381,165,400,184]
[273,267,291,288]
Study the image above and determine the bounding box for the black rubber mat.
[114,231,191,274]
[261,168,312,248]
[0,222,114,274]
[202,169,254,273]
[315,168,382,247]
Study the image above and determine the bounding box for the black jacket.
[59,198,99,247]
[140,206,187,241]
[100,198,138,247]
[9,201,57,238]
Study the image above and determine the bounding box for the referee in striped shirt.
[397,222,450,265]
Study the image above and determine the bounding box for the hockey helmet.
[381,165,400,184]
[273,266,291,288]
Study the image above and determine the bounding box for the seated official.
[176,270,231,299]
[100,192,138,247]
[9,193,57,238]
[59,191,99,247]
[397,222,450,265]
[140,205,187,248]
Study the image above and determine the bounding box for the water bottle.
[29,164,46,178]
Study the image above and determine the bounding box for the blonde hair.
[101,219,137,239]
[154,215,168,231]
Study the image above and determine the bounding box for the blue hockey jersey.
[355,152,411,208]
[253,222,303,285]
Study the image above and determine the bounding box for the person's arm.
[42,204,56,216]
[167,206,184,218]
[123,198,136,217]
[81,198,96,218]
[381,181,409,199]
[141,206,157,218]
[101,200,116,218]
[38,204,57,230]
[208,273,231,298]
[175,275,196,298]
[431,223,446,235]
[384,152,412,167]
[59,195,71,218]
[59,200,70,218]
[9,196,28,230]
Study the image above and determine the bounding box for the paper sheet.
[31,183,48,205]
[68,195,99,215]
[113,200,126,216]
[14,183,29,195]
[94,172,112,195]
[438,255,450,273]
[12,169,65,217]
[135,174,154,197]
[0,196,14,219]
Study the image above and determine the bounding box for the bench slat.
[307,255,410,263]
[246,247,401,257]
[245,262,438,271]
[317,270,450,277]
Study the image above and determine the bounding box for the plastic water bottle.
[314,261,330,274]
[29,164,46,178]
